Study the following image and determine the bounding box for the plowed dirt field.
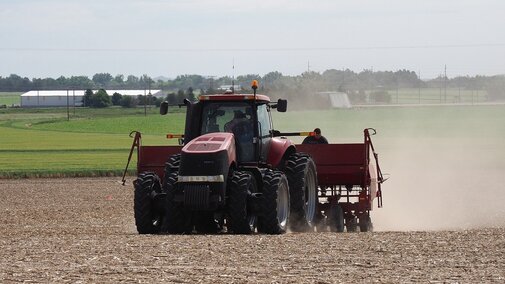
[1,178,504,283]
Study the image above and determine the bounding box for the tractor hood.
[182,132,236,157]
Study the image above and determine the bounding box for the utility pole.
[66,89,70,121]
[444,65,447,103]
[396,78,399,104]
[144,88,147,117]
[148,77,152,110]
[73,89,75,115]
[458,85,461,103]
[418,70,421,104]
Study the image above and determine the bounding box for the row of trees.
[83,88,197,108]
[0,74,155,92]
[2,70,505,101]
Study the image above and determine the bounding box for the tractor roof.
[199,94,271,103]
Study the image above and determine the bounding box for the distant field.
[273,104,505,143]
[1,104,505,177]
[367,88,487,104]
[0,92,21,106]
[22,113,186,135]
[0,106,186,177]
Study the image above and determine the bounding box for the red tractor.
[126,81,384,234]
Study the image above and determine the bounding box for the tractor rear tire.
[359,214,373,232]
[227,171,256,234]
[258,170,290,234]
[133,172,164,234]
[284,153,318,231]
[329,204,345,233]
[161,171,189,234]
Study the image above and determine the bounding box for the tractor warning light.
[251,80,259,90]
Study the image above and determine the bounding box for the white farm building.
[317,92,352,108]
[20,89,163,108]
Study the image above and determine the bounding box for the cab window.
[200,102,252,134]
[257,104,271,138]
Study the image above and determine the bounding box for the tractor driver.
[302,128,329,144]
[225,109,254,161]
[224,110,250,134]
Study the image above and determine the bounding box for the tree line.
[83,88,197,108]
[2,70,505,101]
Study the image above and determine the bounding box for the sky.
[1,0,504,79]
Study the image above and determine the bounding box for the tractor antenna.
[232,58,235,94]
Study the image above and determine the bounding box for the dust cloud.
[278,102,505,232]
[371,131,505,231]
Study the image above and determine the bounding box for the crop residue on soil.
[1,178,504,282]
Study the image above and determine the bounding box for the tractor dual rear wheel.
[284,153,318,231]
[133,172,164,234]
[258,170,290,234]
[227,171,257,234]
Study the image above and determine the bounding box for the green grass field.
[0,106,186,177]
[0,92,21,106]
[1,102,504,178]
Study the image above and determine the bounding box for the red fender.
[267,138,295,168]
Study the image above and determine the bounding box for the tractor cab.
[161,83,287,165]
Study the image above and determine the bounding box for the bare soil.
[1,178,504,283]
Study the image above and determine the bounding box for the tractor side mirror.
[276,99,287,112]
[160,101,169,115]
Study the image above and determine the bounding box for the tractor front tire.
[258,170,290,234]
[161,171,189,234]
[227,171,256,234]
[284,153,318,231]
[133,172,164,234]
[162,154,181,190]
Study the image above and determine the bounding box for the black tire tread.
[161,171,188,234]
[162,154,181,190]
[258,170,288,234]
[133,172,163,234]
[227,171,253,234]
[284,153,317,231]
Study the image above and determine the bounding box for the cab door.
[256,103,272,162]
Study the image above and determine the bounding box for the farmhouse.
[20,89,163,107]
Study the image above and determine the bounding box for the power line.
[1,43,504,53]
